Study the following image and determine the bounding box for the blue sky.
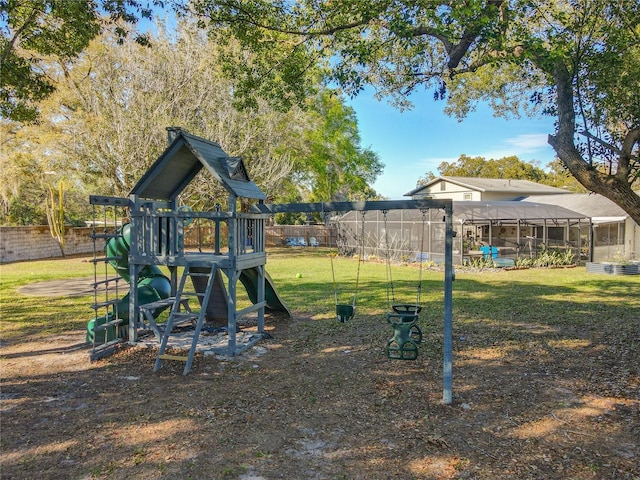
[347,88,558,199]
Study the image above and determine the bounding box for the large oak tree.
[186,0,640,224]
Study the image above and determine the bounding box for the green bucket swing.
[335,303,355,323]
[330,211,366,323]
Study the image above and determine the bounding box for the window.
[463,193,472,200]
[594,223,625,246]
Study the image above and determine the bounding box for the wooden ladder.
[153,261,217,375]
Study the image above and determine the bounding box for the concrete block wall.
[0,226,98,263]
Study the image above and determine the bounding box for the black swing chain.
[382,209,396,309]
[352,210,366,308]
[416,208,428,307]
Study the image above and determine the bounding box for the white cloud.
[504,133,549,151]
[473,134,553,161]
[376,133,555,198]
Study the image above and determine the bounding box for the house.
[405,176,572,201]
[405,176,639,262]
[338,176,638,265]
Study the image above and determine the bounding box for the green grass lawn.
[2,250,639,346]
[2,251,639,479]
[1,256,97,340]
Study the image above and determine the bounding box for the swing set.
[252,199,455,405]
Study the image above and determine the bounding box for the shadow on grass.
[2,306,638,479]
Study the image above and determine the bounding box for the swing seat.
[336,304,355,322]
[385,313,419,360]
[392,304,422,315]
[386,312,418,326]
[385,313,421,359]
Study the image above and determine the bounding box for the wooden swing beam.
[252,199,454,405]
[251,199,449,214]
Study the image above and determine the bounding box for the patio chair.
[297,237,308,247]
[286,237,298,247]
[309,237,320,247]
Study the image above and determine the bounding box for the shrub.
[516,249,575,268]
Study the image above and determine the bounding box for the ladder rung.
[92,276,124,287]
[171,313,199,321]
[158,354,188,362]
[92,319,124,331]
[89,233,122,239]
[91,299,121,309]
[140,298,178,311]
[178,293,203,299]
[91,256,123,264]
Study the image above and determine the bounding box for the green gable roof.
[130,129,266,201]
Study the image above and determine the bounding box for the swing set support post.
[251,198,455,405]
[443,203,454,405]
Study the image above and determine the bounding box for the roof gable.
[130,129,266,201]
[406,176,571,196]
[226,156,250,181]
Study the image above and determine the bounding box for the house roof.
[522,193,628,219]
[129,128,266,201]
[405,176,572,197]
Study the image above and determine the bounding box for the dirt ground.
[1,287,639,479]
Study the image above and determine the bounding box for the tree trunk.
[45,182,66,258]
[548,60,640,226]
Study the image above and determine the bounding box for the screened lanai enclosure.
[336,201,591,265]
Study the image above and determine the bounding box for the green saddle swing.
[382,209,428,359]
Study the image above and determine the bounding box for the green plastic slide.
[239,267,291,316]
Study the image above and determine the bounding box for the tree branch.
[1,7,40,66]
[621,128,640,158]
[578,130,622,156]
[618,128,640,182]
[207,0,371,37]
[403,0,506,70]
